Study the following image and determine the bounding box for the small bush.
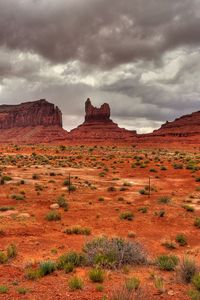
[7,244,17,259]
[63,262,74,273]
[182,205,194,212]
[178,256,198,283]
[0,285,9,294]
[17,287,29,295]
[156,255,179,271]
[25,268,41,280]
[158,196,171,204]
[194,218,200,228]
[57,251,85,270]
[176,234,187,246]
[57,196,68,210]
[0,251,7,264]
[39,260,56,277]
[107,186,117,192]
[64,226,91,236]
[188,289,200,300]
[83,236,147,269]
[125,277,140,291]
[89,268,104,283]
[192,273,200,291]
[120,211,134,221]
[46,211,61,221]
[68,276,84,291]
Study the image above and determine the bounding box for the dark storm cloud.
[0,0,199,68]
[0,0,200,133]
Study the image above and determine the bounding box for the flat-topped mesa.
[0,99,62,129]
[152,110,200,137]
[84,98,111,123]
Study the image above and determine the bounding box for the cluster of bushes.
[0,244,17,264]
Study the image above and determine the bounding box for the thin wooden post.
[148,176,151,198]
[68,173,71,195]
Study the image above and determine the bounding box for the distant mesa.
[0,99,62,129]
[0,97,199,144]
[68,98,137,142]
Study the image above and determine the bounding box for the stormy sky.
[0,0,200,133]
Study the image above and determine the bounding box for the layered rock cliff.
[0,99,62,129]
[152,110,200,137]
[0,99,68,143]
[68,99,137,142]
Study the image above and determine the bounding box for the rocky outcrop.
[85,98,110,123]
[68,99,137,142]
[152,111,200,137]
[0,99,68,143]
[0,99,62,129]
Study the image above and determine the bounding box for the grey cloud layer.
[0,0,200,133]
[0,0,200,68]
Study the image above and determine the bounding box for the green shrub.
[25,268,41,280]
[192,273,200,291]
[176,234,187,246]
[64,226,91,236]
[125,277,140,291]
[0,251,7,264]
[46,211,61,221]
[83,236,147,269]
[63,262,74,273]
[156,255,179,271]
[0,285,9,294]
[39,260,56,276]
[89,268,104,283]
[0,206,15,212]
[68,276,84,291]
[158,196,171,204]
[107,186,117,192]
[178,256,198,283]
[57,251,85,269]
[7,244,17,259]
[57,196,68,210]
[182,204,194,212]
[138,207,148,213]
[17,287,29,295]
[188,289,200,300]
[194,218,200,228]
[120,211,134,221]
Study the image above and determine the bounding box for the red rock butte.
[0,97,199,144]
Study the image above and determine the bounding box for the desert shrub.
[2,175,12,181]
[176,234,187,246]
[39,260,56,276]
[0,285,9,294]
[138,207,148,213]
[182,204,195,212]
[32,174,40,180]
[162,240,176,250]
[68,276,84,291]
[57,195,68,210]
[64,226,91,236]
[178,256,198,283]
[98,196,104,202]
[192,273,200,291]
[89,268,105,283]
[194,218,200,228]
[63,262,74,273]
[68,185,77,192]
[45,211,61,221]
[188,289,200,300]
[7,244,17,259]
[156,255,179,271]
[57,251,85,269]
[0,251,7,264]
[158,196,171,204]
[0,206,15,212]
[83,236,147,269]
[25,268,41,280]
[154,276,165,294]
[11,194,25,200]
[107,186,117,192]
[17,287,29,295]
[120,211,134,221]
[125,277,140,291]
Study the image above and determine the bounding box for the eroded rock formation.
[68,99,137,142]
[0,99,68,143]
[0,99,62,129]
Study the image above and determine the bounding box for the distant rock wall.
[0,99,62,129]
